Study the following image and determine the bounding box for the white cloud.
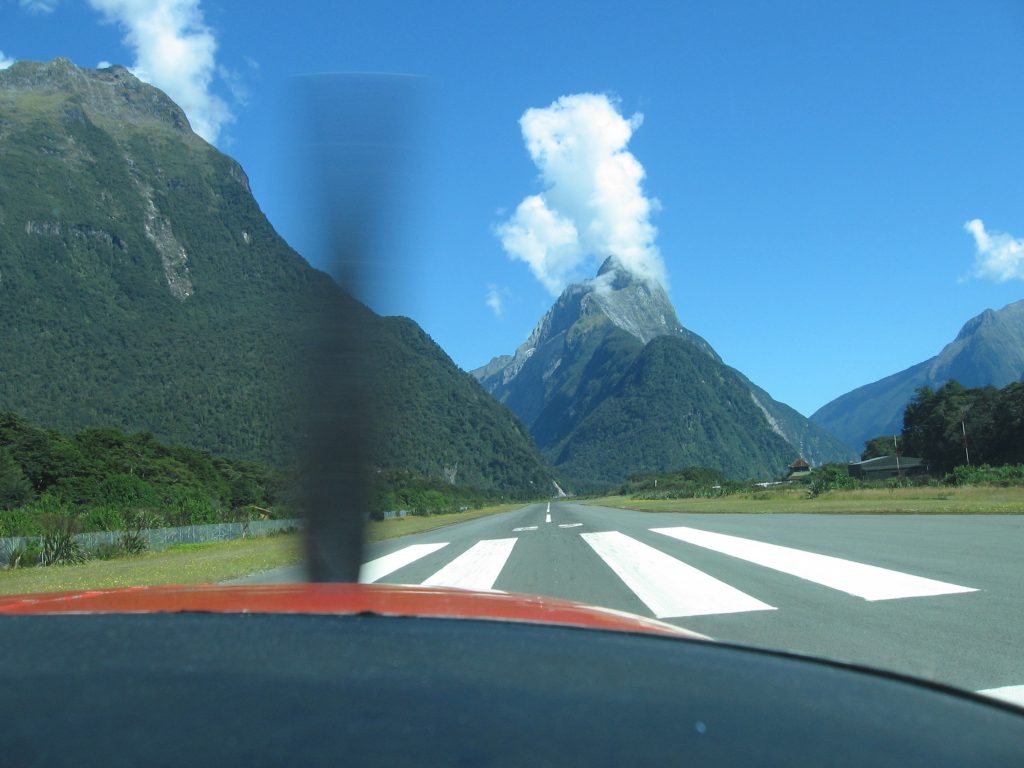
[0,51,15,70]
[965,219,1024,282]
[497,93,666,295]
[498,196,581,294]
[19,0,59,14]
[217,64,249,107]
[87,0,233,144]
[485,284,510,318]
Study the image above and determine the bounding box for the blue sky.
[3,0,1024,417]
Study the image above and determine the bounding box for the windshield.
[1,0,1022,713]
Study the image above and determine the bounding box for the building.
[847,455,927,481]
[786,458,811,480]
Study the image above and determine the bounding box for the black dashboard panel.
[2,613,1022,767]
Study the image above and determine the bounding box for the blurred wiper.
[285,73,425,582]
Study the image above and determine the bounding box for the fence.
[0,518,302,567]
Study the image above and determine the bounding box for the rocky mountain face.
[474,257,852,490]
[811,300,1024,453]
[0,58,550,494]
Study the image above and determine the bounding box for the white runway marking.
[513,526,538,532]
[977,685,1024,707]
[360,543,448,584]
[652,526,977,601]
[581,531,775,618]
[422,538,518,591]
[558,523,583,529]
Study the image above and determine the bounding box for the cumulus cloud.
[88,0,233,144]
[485,284,510,318]
[496,93,666,295]
[0,51,14,70]
[965,219,1024,282]
[19,0,59,13]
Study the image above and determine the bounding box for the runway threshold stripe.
[977,685,1024,707]
[359,543,449,584]
[580,531,775,619]
[652,526,977,601]
[422,538,518,591]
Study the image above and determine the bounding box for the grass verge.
[365,502,525,541]
[0,502,528,594]
[0,533,303,595]
[585,486,1024,515]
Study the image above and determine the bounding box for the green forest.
[853,380,1024,476]
[0,411,286,538]
[898,380,1024,475]
[0,411,521,544]
[797,380,1024,495]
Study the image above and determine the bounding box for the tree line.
[0,411,287,538]
[0,411,525,542]
[864,380,1024,475]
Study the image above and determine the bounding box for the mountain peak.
[582,257,682,345]
[0,57,195,138]
[592,255,643,293]
[473,250,852,486]
[596,254,625,276]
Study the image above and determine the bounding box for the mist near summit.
[496,93,666,295]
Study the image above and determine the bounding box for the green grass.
[365,503,525,541]
[0,533,303,595]
[585,486,1024,515]
[0,502,528,595]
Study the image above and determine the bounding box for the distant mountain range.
[811,300,1024,453]
[0,58,550,495]
[473,257,853,490]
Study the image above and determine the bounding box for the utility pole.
[960,405,971,467]
[962,419,971,466]
[893,435,901,476]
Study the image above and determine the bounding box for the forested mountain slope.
[0,58,549,495]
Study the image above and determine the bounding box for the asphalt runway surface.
[232,502,1024,703]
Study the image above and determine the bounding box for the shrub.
[89,542,124,561]
[166,495,221,526]
[0,507,45,537]
[0,446,34,509]
[39,516,86,566]
[82,505,126,532]
[117,511,155,556]
[946,464,1024,487]
[3,539,42,568]
[808,464,857,498]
